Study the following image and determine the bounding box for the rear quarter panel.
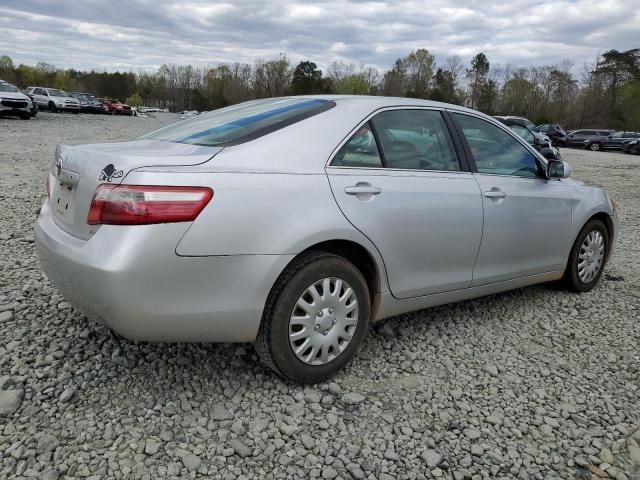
[123,169,390,291]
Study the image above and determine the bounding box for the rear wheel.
[563,219,608,292]
[588,142,601,151]
[255,252,371,384]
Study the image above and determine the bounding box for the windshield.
[522,118,538,131]
[0,83,20,93]
[47,89,67,97]
[143,98,335,147]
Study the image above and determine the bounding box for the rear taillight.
[87,184,213,225]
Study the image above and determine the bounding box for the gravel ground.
[0,112,639,480]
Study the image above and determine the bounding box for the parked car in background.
[494,116,560,160]
[0,80,34,120]
[586,131,640,151]
[538,124,567,147]
[565,129,613,150]
[622,139,639,154]
[25,87,80,113]
[69,92,108,114]
[103,99,132,116]
[35,96,617,383]
[623,139,640,155]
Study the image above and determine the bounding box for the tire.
[48,102,57,113]
[562,219,609,292]
[111,109,117,115]
[588,142,601,151]
[72,110,79,114]
[20,113,31,120]
[255,251,371,384]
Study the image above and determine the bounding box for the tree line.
[1,48,639,130]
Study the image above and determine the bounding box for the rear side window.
[143,98,335,147]
[371,110,460,171]
[332,124,383,168]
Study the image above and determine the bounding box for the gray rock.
[0,389,24,415]
[342,392,365,405]
[464,428,481,440]
[485,415,502,426]
[59,388,75,403]
[37,433,59,454]
[41,470,59,480]
[629,444,640,465]
[182,453,202,472]
[484,364,499,377]
[211,404,233,420]
[0,310,13,322]
[230,439,252,458]
[421,449,443,468]
[600,447,614,464]
[145,438,160,455]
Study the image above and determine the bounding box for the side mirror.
[547,160,571,179]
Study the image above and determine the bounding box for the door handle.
[484,190,507,199]
[345,184,381,195]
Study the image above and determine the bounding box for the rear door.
[451,112,572,285]
[327,108,483,299]
[32,88,46,108]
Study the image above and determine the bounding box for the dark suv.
[565,129,613,150]
[590,131,640,151]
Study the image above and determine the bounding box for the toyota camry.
[35,96,618,383]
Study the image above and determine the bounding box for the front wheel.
[48,102,57,113]
[563,219,609,292]
[255,252,371,384]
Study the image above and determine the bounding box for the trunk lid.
[49,139,222,239]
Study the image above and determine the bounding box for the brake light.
[87,184,213,225]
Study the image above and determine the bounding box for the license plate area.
[53,181,76,222]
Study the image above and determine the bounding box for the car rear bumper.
[35,200,293,342]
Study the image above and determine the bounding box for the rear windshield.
[143,98,335,147]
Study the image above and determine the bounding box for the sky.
[1,0,639,74]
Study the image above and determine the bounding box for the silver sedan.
[35,96,618,383]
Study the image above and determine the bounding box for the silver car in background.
[35,96,618,383]
[0,80,34,119]
[25,87,80,113]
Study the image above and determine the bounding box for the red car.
[103,99,132,116]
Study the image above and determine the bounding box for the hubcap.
[289,277,358,365]
[578,230,605,283]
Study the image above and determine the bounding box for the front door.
[327,109,483,299]
[451,112,573,285]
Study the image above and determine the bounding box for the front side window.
[453,113,541,178]
[370,109,460,171]
[144,98,335,147]
[332,123,382,168]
